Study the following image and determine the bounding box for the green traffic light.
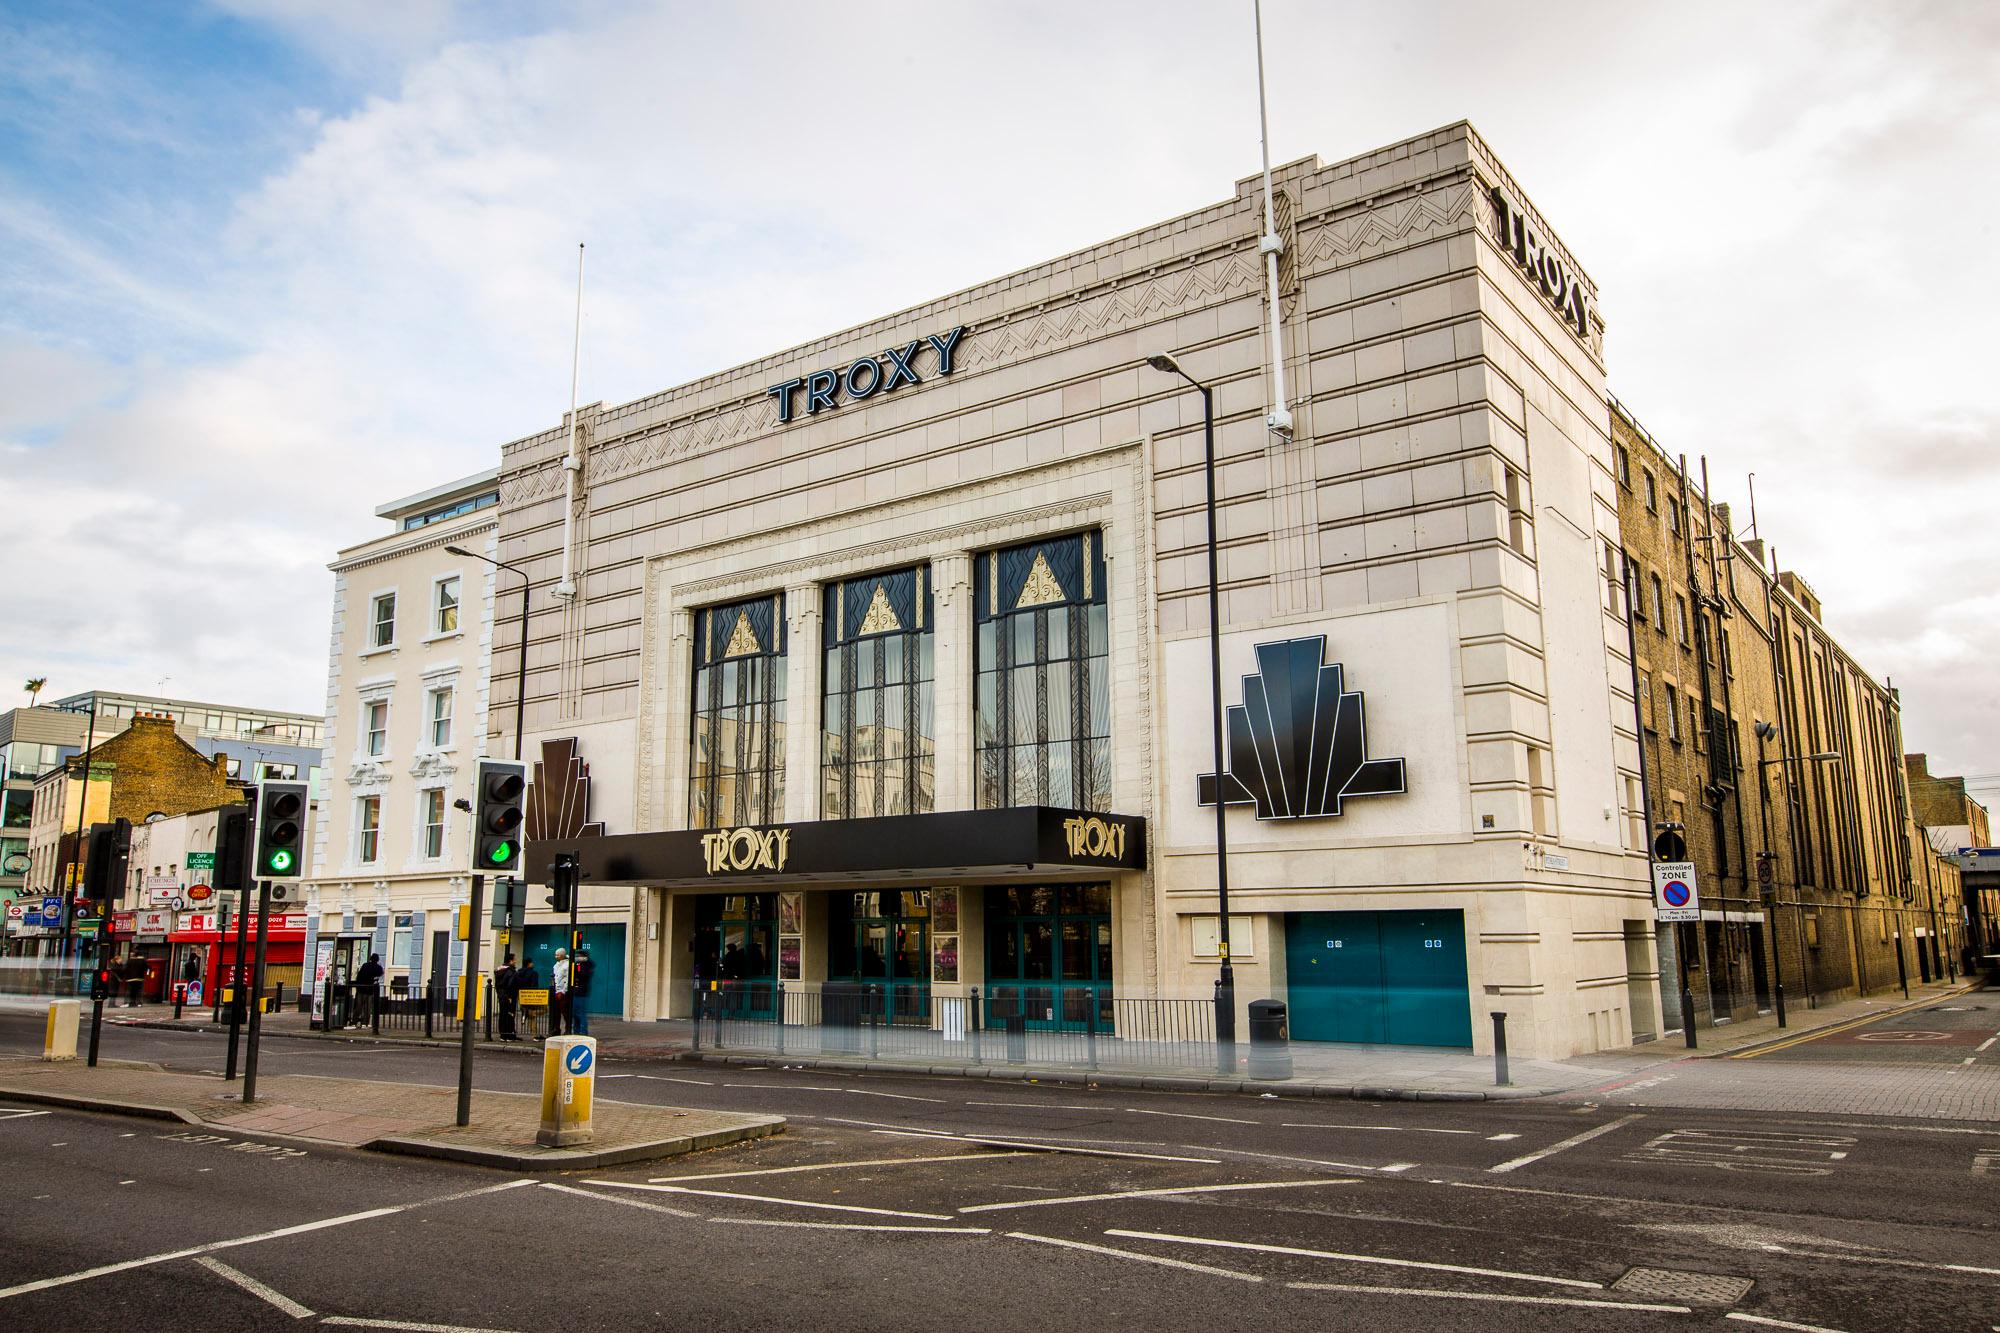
[488,841,515,865]
[267,848,295,873]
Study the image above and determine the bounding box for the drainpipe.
[1251,0,1293,439]
[555,243,585,601]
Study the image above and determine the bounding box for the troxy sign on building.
[1488,187,1591,340]
[766,326,965,423]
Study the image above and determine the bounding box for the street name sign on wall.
[1653,861,1700,922]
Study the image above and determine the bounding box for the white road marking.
[1764,1247,2000,1279]
[1202,1144,1415,1173]
[960,1179,1358,1214]
[845,1089,947,1103]
[1286,1281,1686,1313]
[1006,1231,1262,1282]
[1724,1313,1851,1333]
[0,1178,535,1302]
[1626,1129,1854,1177]
[1976,1037,1995,1052]
[1489,1114,1643,1174]
[1487,1133,1521,1141]
[322,1312,524,1320]
[1973,1151,1997,1177]
[712,1219,991,1234]
[118,1180,135,1186]
[192,1256,314,1319]
[965,1101,1098,1111]
[586,1179,952,1220]
[538,1181,697,1219]
[870,1129,1218,1163]
[652,1152,1031,1182]
[1122,1107,1258,1125]
[629,1075,714,1086]
[0,1110,51,1120]
[1104,1229,1603,1290]
[1282,1122,1476,1136]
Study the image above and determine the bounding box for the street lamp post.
[445,546,530,762]
[1146,352,1237,1071]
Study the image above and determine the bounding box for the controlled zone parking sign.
[1652,861,1700,922]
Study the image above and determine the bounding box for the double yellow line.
[1727,981,1980,1059]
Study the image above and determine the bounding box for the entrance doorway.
[1284,909,1473,1048]
[984,885,1112,1030]
[693,894,778,1018]
[830,890,931,1022]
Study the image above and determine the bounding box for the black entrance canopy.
[525,805,1145,888]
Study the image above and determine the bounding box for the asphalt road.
[2,1013,1997,1331]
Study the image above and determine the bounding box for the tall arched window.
[690,592,786,829]
[821,566,936,819]
[975,531,1110,811]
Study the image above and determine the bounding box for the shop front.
[529,805,1143,1026]
[169,909,308,1007]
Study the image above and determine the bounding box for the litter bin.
[1247,998,1291,1080]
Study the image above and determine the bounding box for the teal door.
[1285,910,1471,1048]
[524,924,626,1016]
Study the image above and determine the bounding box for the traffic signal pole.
[457,873,484,1128]
[243,880,273,1103]
[225,879,251,1082]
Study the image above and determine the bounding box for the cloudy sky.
[2,1,1995,807]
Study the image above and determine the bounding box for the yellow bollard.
[43,999,80,1061]
[537,1036,596,1147]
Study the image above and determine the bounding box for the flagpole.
[1253,0,1293,439]
[555,242,585,600]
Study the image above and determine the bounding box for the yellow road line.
[1728,982,1981,1059]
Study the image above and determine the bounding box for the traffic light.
[475,759,526,872]
[254,781,308,878]
[82,819,133,905]
[546,853,579,914]
[91,965,113,1001]
[215,802,251,893]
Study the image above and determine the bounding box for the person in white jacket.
[551,948,571,1036]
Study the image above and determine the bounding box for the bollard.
[424,988,435,1040]
[43,999,80,1061]
[969,987,983,1064]
[172,985,184,1022]
[775,980,786,1057]
[1085,999,1099,1072]
[537,1035,596,1147]
[690,975,702,1051]
[1490,1011,1511,1087]
[868,985,881,1059]
[485,978,495,1042]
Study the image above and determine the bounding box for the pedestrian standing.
[569,948,593,1036]
[495,952,520,1040]
[353,952,384,1028]
[551,947,571,1036]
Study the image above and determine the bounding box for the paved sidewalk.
[13,975,1979,1105]
[0,1055,783,1169]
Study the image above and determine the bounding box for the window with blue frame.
[975,531,1110,811]
[690,592,787,829]
[821,567,935,820]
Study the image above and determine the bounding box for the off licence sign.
[1653,861,1700,922]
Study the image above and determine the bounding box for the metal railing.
[689,980,1218,1072]
[315,981,497,1040]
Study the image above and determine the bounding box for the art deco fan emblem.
[1197,636,1406,820]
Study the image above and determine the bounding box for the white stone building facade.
[305,470,499,999]
[494,123,1653,1059]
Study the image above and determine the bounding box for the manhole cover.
[1611,1267,1755,1305]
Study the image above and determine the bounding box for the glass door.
[697,894,778,1019]
[985,885,1112,1030]
[835,890,931,1023]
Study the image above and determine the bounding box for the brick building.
[1611,402,1964,1034]
[24,712,247,916]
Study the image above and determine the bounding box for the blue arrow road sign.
[564,1044,594,1076]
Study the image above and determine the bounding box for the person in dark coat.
[495,953,520,1041]
[513,957,542,1039]
[353,952,384,1028]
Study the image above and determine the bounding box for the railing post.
[484,978,495,1042]
[775,980,786,1056]
[690,974,702,1052]
[869,985,881,1059]
[969,987,982,1064]
[1086,995,1099,1072]
[1491,1011,1511,1087]
[371,989,381,1036]
[424,987,435,1040]
[173,986,183,1022]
